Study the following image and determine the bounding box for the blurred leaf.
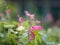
[33,30,38,36]
[4,24,15,28]
[12,21,18,26]
[22,21,29,27]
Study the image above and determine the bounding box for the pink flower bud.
[25,11,31,17]
[31,26,42,30]
[29,31,35,41]
[18,17,23,23]
[30,14,35,20]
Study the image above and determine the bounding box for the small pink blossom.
[36,20,41,24]
[25,11,31,17]
[25,11,35,20]
[5,9,11,14]
[31,26,42,30]
[30,14,35,20]
[18,17,23,23]
[29,31,35,41]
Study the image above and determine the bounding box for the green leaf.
[4,24,15,28]
[22,21,29,27]
[33,30,38,36]
[12,21,18,25]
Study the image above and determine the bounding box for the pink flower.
[25,11,31,17]
[36,20,41,24]
[29,31,35,41]
[25,11,35,20]
[5,9,11,14]
[31,26,42,30]
[30,14,35,20]
[18,17,23,23]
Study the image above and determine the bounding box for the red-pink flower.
[25,11,30,17]
[18,17,23,23]
[36,20,41,24]
[31,26,42,30]
[29,26,42,41]
[29,31,35,41]
[5,9,11,14]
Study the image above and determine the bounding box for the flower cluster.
[16,10,42,41]
[0,7,60,45]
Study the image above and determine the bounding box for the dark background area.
[5,0,60,21]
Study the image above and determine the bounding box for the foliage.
[0,1,60,45]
